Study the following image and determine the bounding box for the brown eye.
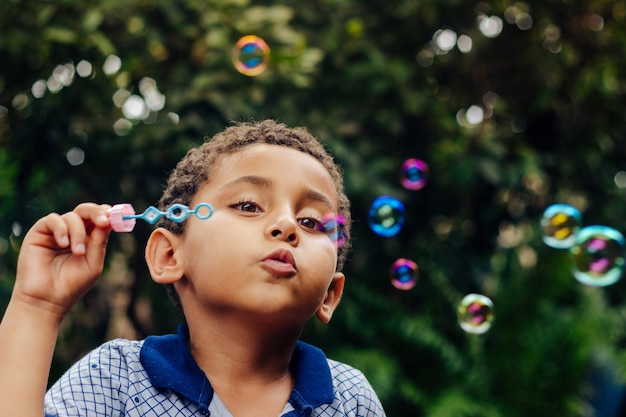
[299,217,321,230]
[241,203,257,212]
[231,201,261,213]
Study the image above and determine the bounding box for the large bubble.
[390,258,418,290]
[400,158,429,190]
[570,225,625,287]
[319,213,347,248]
[368,196,405,237]
[541,204,582,249]
[232,35,270,76]
[457,293,494,334]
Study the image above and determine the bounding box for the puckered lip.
[260,248,297,276]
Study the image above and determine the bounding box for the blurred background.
[2,0,626,415]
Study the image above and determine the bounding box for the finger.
[60,211,89,255]
[28,213,71,249]
[73,203,112,229]
[83,225,111,276]
[72,203,112,268]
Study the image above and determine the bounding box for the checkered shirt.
[45,325,386,417]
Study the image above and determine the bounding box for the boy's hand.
[13,203,112,320]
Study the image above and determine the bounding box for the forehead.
[209,143,339,201]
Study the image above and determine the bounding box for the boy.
[0,120,386,417]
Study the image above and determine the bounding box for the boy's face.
[174,143,344,326]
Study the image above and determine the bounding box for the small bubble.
[400,158,429,190]
[570,225,625,287]
[319,213,347,248]
[232,35,270,77]
[367,196,405,237]
[541,204,582,249]
[458,293,494,334]
[390,258,418,290]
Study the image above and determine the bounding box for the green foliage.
[3,0,626,415]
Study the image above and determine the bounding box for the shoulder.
[328,358,373,394]
[45,338,147,416]
[326,359,387,416]
[48,338,146,389]
[81,338,145,373]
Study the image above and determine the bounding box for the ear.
[145,228,184,284]
[316,272,345,324]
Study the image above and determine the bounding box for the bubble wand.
[108,203,214,232]
[108,203,347,247]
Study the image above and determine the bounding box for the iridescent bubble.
[368,196,405,237]
[232,35,270,76]
[390,258,418,290]
[570,225,625,287]
[319,213,347,248]
[457,293,494,334]
[541,204,582,249]
[400,158,429,190]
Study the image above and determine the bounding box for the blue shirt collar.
[140,325,334,414]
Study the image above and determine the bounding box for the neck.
[186,313,302,384]
[184,314,303,416]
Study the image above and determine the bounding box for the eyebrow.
[220,175,273,190]
[220,175,337,212]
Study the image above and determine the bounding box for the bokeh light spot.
[103,55,122,75]
[66,147,85,166]
[76,60,93,78]
[416,49,434,67]
[614,171,626,188]
[465,105,484,125]
[457,34,473,53]
[478,15,503,38]
[433,28,457,52]
[31,80,47,98]
[12,93,29,109]
[113,118,133,136]
[515,12,533,30]
[122,95,149,120]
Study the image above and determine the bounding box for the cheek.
[304,240,339,278]
[181,223,231,271]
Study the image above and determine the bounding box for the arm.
[0,203,112,417]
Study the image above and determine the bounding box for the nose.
[267,215,299,244]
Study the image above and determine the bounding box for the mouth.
[261,249,297,276]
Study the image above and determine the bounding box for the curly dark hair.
[157,119,351,309]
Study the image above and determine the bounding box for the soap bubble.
[400,158,429,190]
[368,196,405,237]
[390,258,418,290]
[319,213,347,248]
[541,204,582,249]
[232,35,270,76]
[458,293,494,334]
[570,225,625,287]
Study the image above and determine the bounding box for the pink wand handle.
[109,204,137,232]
